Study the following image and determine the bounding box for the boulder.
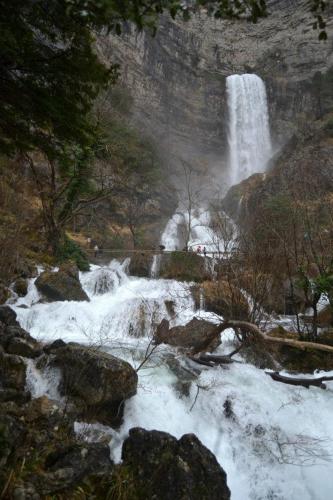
[196,281,249,320]
[154,318,221,353]
[0,351,26,391]
[35,264,89,302]
[13,278,28,297]
[0,323,41,357]
[0,305,19,327]
[7,337,42,358]
[121,428,231,500]
[51,343,138,426]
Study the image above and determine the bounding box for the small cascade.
[150,254,161,279]
[25,358,62,400]
[160,212,184,250]
[81,258,130,297]
[226,73,272,185]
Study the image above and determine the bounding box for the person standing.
[94,244,99,257]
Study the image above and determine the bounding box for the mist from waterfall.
[226,74,272,186]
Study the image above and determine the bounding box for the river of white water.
[11,261,333,500]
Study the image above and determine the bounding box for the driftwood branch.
[266,371,333,389]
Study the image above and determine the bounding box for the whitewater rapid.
[12,261,333,500]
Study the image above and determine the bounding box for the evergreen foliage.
[56,235,90,271]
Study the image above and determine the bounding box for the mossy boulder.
[51,343,138,427]
[121,428,231,500]
[13,278,28,297]
[35,263,89,302]
[159,252,211,282]
[195,280,249,320]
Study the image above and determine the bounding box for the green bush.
[57,236,90,272]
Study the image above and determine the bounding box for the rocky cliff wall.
[99,0,333,186]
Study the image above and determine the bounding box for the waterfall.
[226,74,272,185]
[150,254,161,278]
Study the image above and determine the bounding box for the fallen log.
[266,371,333,389]
[199,354,235,365]
[219,320,333,354]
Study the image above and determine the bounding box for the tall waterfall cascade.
[227,74,272,185]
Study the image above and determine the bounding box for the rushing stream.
[12,260,333,500]
[9,72,333,499]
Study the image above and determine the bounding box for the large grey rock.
[51,343,138,426]
[35,264,89,302]
[154,317,221,352]
[121,427,231,500]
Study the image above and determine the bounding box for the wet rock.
[154,317,221,352]
[13,278,28,297]
[7,337,42,359]
[0,305,19,327]
[0,351,26,391]
[0,323,40,355]
[51,343,138,426]
[35,264,89,302]
[121,427,231,500]
[43,338,67,354]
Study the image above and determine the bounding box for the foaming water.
[12,261,333,500]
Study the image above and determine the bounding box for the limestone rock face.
[121,427,231,500]
[154,317,221,352]
[99,1,333,170]
[51,343,138,426]
[35,264,89,302]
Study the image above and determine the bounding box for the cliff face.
[99,0,333,180]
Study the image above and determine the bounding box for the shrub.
[56,236,90,272]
